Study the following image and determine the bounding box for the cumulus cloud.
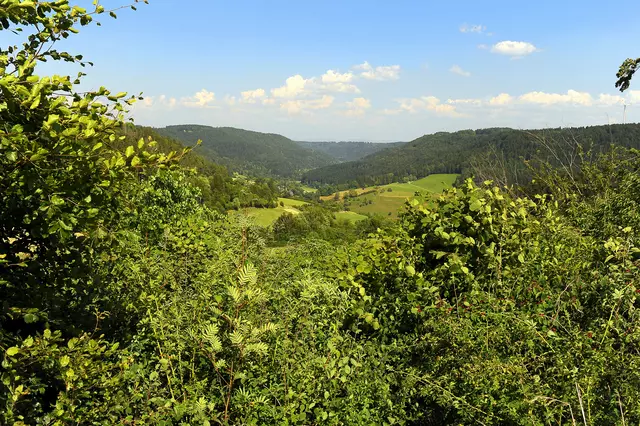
[598,94,626,106]
[397,96,461,117]
[447,98,482,105]
[182,89,217,108]
[137,95,177,109]
[280,95,334,115]
[460,23,486,34]
[450,65,471,77]
[489,93,514,106]
[354,61,401,81]
[519,90,593,106]
[240,88,266,103]
[321,70,354,83]
[271,75,311,99]
[491,41,539,58]
[343,97,372,116]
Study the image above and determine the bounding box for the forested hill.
[302,124,640,187]
[296,141,406,162]
[155,125,336,178]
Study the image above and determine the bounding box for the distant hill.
[296,141,406,162]
[155,125,336,178]
[302,124,640,187]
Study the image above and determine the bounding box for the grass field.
[326,174,458,218]
[230,198,307,227]
[299,184,318,193]
[335,211,368,223]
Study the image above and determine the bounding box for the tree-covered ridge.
[302,124,640,187]
[156,124,337,178]
[297,140,406,162]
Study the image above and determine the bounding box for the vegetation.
[156,125,336,178]
[302,125,640,188]
[2,2,640,425]
[323,174,459,218]
[297,141,405,162]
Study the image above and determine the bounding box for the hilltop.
[296,141,406,162]
[155,124,336,178]
[302,124,640,187]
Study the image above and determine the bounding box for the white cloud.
[447,98,482,105]
[223,95,237,106]
[598,94,625,106]
[346,97,371,109]
[354,61,401,81]
[450,65,471,77]
[344,97,372,116]
[477,44,489,50]
[491,41,539,58]
[280,95,334,115]
[520,90,593,106]
[627,90,640,103]
[271,75,311,99]
[240,88,266,103]
[397,96,461,117]
[182,89,217,108]
[138,95,177,109]
[321,70,354,83]
[460,23,486,34]
[489,93,514,106]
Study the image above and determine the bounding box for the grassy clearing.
[230,198,307,227]
[329,174,459,218]
[299,184,318,193]
[278,197,307,207]
[335,211,368,223]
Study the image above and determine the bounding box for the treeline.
[156,124,337,178]
[117,125,280,211]
[296,140,406,162]
[302,124,640,188]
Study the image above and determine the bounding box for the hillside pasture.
[327,174,459,217]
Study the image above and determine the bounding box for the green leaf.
[24,313,38,324]
[6,347,19,357]
[131,156,141,167]
[125,145,134,158]
[60,355,70,367]
[30,95,41,109]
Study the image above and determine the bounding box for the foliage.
[303,124,640,188]
[157,124,337,178]
[331,177,640,424]
[2,1,640,425]
[297,140,405,162]
[616,57,640,92]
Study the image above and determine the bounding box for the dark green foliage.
[303,124,640,188]
[157,124,337,178]
[297,141,406,162]
[616,57,640,92]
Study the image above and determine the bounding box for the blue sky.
[22,0,640,140]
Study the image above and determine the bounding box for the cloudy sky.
[31,0,640,141]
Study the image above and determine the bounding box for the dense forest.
[2,2,640,425]
[296,141,406,162]
[156,125,336,178]
[302,125,640,188]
